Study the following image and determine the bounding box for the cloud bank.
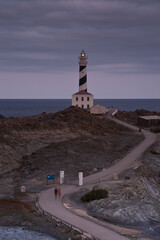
[0,0,160,98]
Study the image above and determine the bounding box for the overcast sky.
[0,0,160,99]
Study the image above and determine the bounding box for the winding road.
[39,119,156,240]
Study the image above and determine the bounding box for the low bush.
[151,128,160,133]
[80,188,108,202]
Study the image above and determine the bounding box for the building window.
[81,97,84,101]
[87,105,90,109]
[87,97,89,101]
[81,105,84,109]
[76,104,78,107]
[76,97,78,101]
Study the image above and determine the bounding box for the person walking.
[58,187,61,199]
[54,187,58,200]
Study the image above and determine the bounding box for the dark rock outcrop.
[0,114,5,119]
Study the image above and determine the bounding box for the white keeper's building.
[72,50,93,110]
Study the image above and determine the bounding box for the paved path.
[39,185,126,240]
[39,119,156,240]
[84,120,156,185]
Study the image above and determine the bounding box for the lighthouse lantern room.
[72,50,93,110]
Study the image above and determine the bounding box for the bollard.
[60,171,64,184]
[79,172,83,186]
[21,186,26,192]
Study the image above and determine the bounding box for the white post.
[21,186,26,192]
[60,171,64,184]
[79,172,83,186]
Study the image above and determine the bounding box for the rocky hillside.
[0,106,143,198]
[0,106,129,134]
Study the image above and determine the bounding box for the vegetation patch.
[80,189,108,202]
[0,198,33,213]
[151,128,160,133]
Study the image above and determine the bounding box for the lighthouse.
[79,50,87,92]
[72,50,93,110]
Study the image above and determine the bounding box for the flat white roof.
[139,115,160,120]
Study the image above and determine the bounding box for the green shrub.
[152,128,160,133]
[80,188,108,202]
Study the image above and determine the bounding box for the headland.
[0,106,160,239]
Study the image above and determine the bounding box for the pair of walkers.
[54,187,61,200]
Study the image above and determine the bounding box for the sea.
[0,99,160,118]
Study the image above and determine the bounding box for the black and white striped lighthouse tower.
[79,50,88,92]
[72,50,93,109]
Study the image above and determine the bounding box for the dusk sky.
[0,0,160,99]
